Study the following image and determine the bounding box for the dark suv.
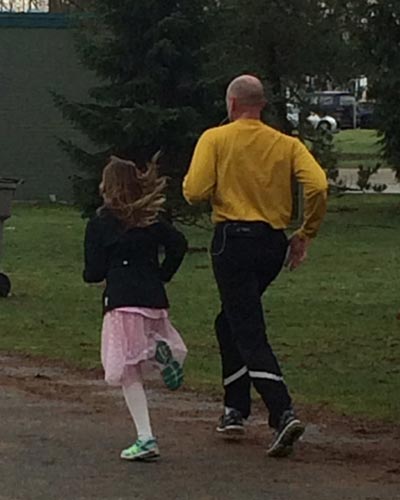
[307,91,357,129]
[357,101,376,129]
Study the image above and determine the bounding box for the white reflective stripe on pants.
[223,366,248,387]
[248,371,284,383]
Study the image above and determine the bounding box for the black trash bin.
[0,178,21,297]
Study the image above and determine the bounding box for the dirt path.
[0,354,399,500]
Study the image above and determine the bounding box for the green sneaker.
[155,341,184,391]
[120,438,160,461]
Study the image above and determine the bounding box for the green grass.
[334,129,385,169]
[1,198,400,421]
[335,129,381,156]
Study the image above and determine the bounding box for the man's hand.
[285,234,311,271]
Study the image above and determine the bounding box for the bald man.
[183,75,327,457]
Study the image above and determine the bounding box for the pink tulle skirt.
[101,307,187,386]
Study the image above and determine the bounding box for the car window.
[319,96,334,106]
[339,95,356,106]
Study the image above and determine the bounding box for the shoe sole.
[267,420,305,458]
[216,425,245,439]
[120,450,161,462]
[155,341,183,391]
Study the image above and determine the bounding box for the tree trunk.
[49,0,64,12]
[49,0,88,12]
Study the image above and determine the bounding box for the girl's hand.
[88,280,106,288]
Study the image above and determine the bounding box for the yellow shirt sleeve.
[291,139,328,239]
[183,131,217,204]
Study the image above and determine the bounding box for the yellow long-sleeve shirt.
[183,119,328,238]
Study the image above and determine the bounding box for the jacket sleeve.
[83,218,107,283]
[291,139,328,239]
[183,130,217,204]
[157,221,188,283]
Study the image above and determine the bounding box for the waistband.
[214,220,282,236]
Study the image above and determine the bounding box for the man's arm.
[291,139,328,240]
[183,130,217,204]
[285,139,328,271]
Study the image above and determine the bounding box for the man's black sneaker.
[267,410,305,457]
[216,409,245,438]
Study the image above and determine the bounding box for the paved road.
[338,168,400,193]
[0,356,399,500]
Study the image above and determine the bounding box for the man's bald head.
[225,75,266,121]
[226,75,266,107]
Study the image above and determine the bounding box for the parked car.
[306,111,338,132]
[286,103,338,132]
[306,91,357,129]
[286,103,301,128]
[357,101,376,129]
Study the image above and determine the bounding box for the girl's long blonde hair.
[99,154,167,228]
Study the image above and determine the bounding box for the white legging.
[122,367,153,441]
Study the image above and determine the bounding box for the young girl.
[83,155,188,462]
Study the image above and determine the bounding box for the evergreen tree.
[357,1,400,180]
[54,0,216,217]
[215,0,357,133]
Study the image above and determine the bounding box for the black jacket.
[83,211,188,313]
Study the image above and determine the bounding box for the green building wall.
[0,14,95,201]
